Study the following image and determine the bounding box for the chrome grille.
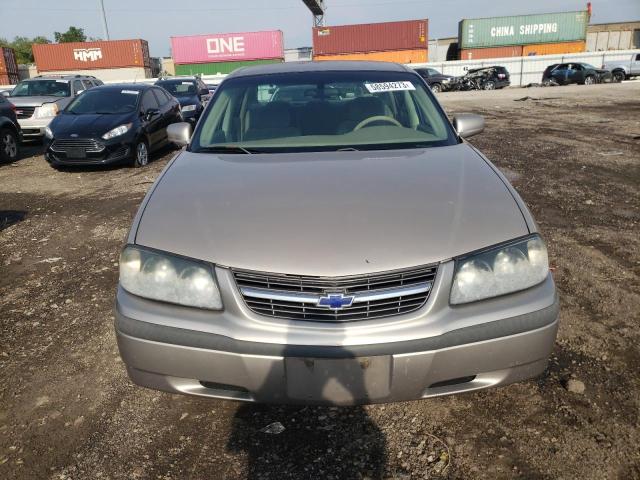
[233,265,438,322]
[50,139,105,153]
[15,106,36,119]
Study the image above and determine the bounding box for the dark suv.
[0,95,21,162]
[542,63,612,86]
[155,76,211,124]
[461,66,511,90]
[414,68,455,93]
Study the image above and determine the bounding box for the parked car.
[602,53,640,82]
[454,66,511,90]
[8,75,102,140]
[44,83,181,168]
[414,67,455,93]
[0,94,21,162]
[155,76,211,124]
[542,63,612,86]
[115,61,558,405]
[206,83,218,95]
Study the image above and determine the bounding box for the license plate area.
[66,147,86,159]
[286,356,391,404]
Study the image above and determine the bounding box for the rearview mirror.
[453,113,485,138]
[167,122,192,147]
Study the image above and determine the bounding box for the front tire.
[584,75,596,86]
[612,70,625,83]
[0,128,19,163]
[430,83,442,93]
[132,140,149,168]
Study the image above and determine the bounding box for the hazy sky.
[1,0,638,57]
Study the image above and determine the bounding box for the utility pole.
[98,0,110,40]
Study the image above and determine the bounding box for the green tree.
[8,36,50,64]
[54,26,86,43]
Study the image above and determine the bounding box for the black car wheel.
[0,128,19,163]
[612,71,625,83]
[133,140,149,168]
[584,75,596,86]
[430,83,442,93]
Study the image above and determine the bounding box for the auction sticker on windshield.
[121,90,139,95]
[365,81,415,93]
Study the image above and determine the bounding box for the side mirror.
[167,122,192,147]
[1,91,10,98]
[143,108,160,121]
[453,113,485,138]
[76,89,85,95]
[199,88,209,96]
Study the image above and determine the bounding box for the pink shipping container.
[171,30,284,64]
[313,20,428,56]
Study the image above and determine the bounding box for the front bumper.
[17,116,55,139]
[45,135,134,166]
[115,262,559,405]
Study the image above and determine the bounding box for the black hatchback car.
[155,77,211,124]
[542,63,612,86]
[44,84,181,168]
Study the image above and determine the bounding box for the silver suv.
[6,75,103,139]
[115,62,558,405]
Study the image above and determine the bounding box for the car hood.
[50,112,133,137]
[135,144,529,277]
[8,96,68,107]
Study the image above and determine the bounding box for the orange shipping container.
[33,39,150,72]
[459,46,523,60]
[523,41,586,56]
[313,49,428,64]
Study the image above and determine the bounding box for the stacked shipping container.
[312,20,428,63]
[459,11,588,59]
[171,30,284,75]
[32,39,151,80]
[0,47,19,86]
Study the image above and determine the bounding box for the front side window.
[141,90,159,112]
[11,80,71,97]
[192,71,457,153]
[65,89,139,114]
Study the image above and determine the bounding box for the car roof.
[92,83,152,91]
[227,61,412,78]
[156,77,198,82]
[30,74,98,80]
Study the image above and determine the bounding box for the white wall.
[2,49,639,90]
[410,49,640,86]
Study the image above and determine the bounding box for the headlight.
[34,102,59,118]
[44,126,53,139]
[120,246,222,310]
[450,235,549,305]
[181,104,197,112]
[102,123,132,140]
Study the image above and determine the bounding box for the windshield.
[156,81,197,96]
[65,89,139,114]
[11,80,71,97]
[191,71,457,153]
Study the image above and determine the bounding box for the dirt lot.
[1,82,639,480]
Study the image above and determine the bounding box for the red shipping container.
[171,30,284,64]
[313,20,428,55]
[33,39,150,72]
[459,46,524,60]
[0,47,19,77]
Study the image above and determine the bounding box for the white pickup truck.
[603,53,640,82]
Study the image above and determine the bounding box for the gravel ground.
[0,82,639,480]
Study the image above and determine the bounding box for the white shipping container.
[36,67,151,82]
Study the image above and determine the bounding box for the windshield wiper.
[196,145,266,154]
